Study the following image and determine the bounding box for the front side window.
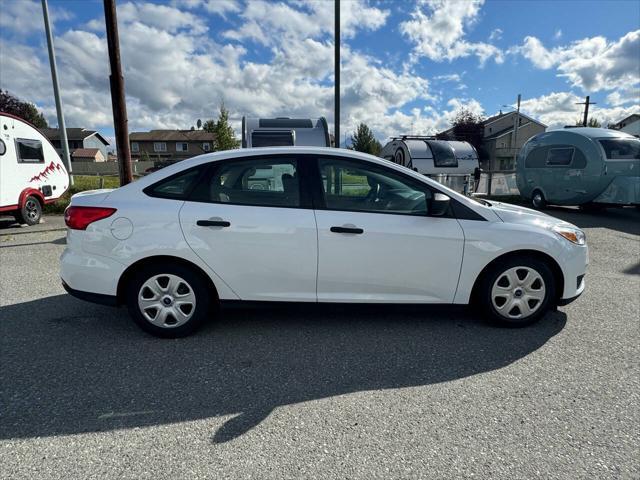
[318,157,430,215]
[0,139,6,156]
[145,166,204,200]
[154,142,167,152]
[599,139,640,160]
[15,138,44,163]
[427,141,458,168]
[546,147,574,166]
[190,157,300,208]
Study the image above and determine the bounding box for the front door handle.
[330,226,364,234]
[197,219,231,227]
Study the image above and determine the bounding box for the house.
[129,130,216,162]
[71,148,105,162]
[609,114,640,137]
[41,127,110,162]
[440,111,547,170]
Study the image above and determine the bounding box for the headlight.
[553,225,586,245]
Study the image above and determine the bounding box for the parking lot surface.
[1,208,638,479]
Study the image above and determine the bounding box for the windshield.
[598,138,640,160]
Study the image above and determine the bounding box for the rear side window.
[190,157,300,208]
[145,166,205,200]
[546,147,574,166]
[427,141,457,168]
[16,138,44,163]
[599,139,640,160]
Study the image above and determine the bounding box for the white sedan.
[60,147,587,337]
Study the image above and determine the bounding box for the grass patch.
[43,175,122,214]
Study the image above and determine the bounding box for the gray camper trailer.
[380,136,479,193]
[517,127,640,209]
[242,117,330,148]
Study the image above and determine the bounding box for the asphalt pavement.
[0,209,638,479]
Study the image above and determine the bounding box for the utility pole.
[576,95,596,127]
[512,93,521,166]
[334,0,340,148]
[104,0,132,185]
[41,0,73,186]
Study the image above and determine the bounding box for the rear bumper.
[62,280,118,306]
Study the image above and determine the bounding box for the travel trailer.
[379,136,479,193]
[0,112,69,225]
[516,127,640,209]
[242,117,331,148]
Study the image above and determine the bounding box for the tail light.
[64,206,117,230]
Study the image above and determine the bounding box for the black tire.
[476,256,556,327]
[16,195,42,226]
[530,189,546,210]
[125,262,213,338]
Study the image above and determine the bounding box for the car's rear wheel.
[531,189,546,210]
[125,263,212,338]
[477,257,556,327]
[16,195,42,226]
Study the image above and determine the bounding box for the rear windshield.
[598,139,640,160]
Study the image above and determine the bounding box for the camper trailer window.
[599,139,640,160]
[427,141,458,168]
[0,139,5,156]
[252,131,294,148]
[15,138,44,163]
[546,148,574,166]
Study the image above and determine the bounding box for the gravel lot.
[0,208,638,479]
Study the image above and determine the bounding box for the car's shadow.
[0,295,566,443]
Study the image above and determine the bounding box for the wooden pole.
[104,0,132,185]
[334,0,340,148]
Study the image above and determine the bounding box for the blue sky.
[0,0,638,146]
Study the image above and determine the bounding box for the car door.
[179,155,318,302]
[313,156,465,303]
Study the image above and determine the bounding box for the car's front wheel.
[125,263,212,337]
[477,257,556,327]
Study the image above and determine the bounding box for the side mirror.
[429,193,450,216]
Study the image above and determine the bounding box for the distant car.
[517,127,640,209]
[61,147,588,338]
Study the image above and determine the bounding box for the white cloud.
[400,0,503,65]
[0,0,72,36]
[606,88,640,107]
[512,30,640,92]
[489,28,502,42]
[554,29,562,40]
[175,0,241,16]
[519,91,640,129]
[0,0,425,142]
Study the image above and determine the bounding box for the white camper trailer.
[242,117,331,148]
[0,112,69,225]
[380,136,479,193]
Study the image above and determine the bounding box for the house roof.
[611,113,640,127]
[129,130,216,142]
[482,111,547,129]
[72,148,101,158]
[41,127,110,146]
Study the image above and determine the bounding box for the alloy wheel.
[138,274,197,328]
[491,266,546,319]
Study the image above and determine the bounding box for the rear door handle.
[330,226,364,234]
[197,219,231,227]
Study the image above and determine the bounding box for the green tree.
[576,117,602,127]
[0,89,48,128]
[202,104,240,151]
[349,123,382,155]
[442,107,485,154]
